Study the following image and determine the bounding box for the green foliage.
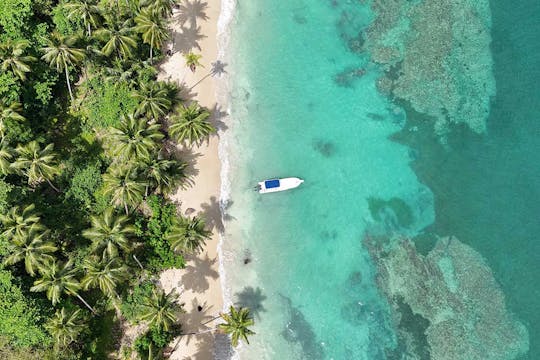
[136,195,184,273]
[0,0,33,39]
[0,0,207,356]
[33,71,59,106]
[219,306,255,347]
[0,337,60,360]
[65,163,103,209]
[120,280,156,324]
[0,72,21,103]
[83,77,138,129]
[52,2,84,36]
[84,310,118,359]
[0,179,13,214]
[134,325,179,359]
[0,269,51,347]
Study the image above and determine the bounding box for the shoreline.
[158,0,226,358]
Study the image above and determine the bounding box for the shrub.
[120,280,156,324]
[134,325,179,360]
[0,270,51,347]
[65,163,103,209]
[136,195,185,273]
[82,77,138,130]
[0,179,13,214]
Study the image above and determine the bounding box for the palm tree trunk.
[65,66,74,102]
[133,254,144,270]
[201,315,222,326]
[46,178,60,192]
[87,23,92,37]
[76,293,96,314]
[189,73,212,91]
[150,46,153,65]
[124,202,129,215]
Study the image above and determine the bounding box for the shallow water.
[219,0,538,358]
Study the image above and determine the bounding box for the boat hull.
[258,177,304,194]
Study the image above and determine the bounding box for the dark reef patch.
[279,294,325,360]
[334,67,366,87]
[367,197,414,228]
[312,139,336,157]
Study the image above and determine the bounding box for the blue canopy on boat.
[265,179,280,188]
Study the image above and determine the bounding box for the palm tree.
[167,216,211,255]
[218,306,255,347]
[0,204,42,240]
[45,307,87,349]
[41,32,85,102]
[108,113,164,161]
[133,82,173,120]
[183,52,203,72]
[143,155,186,196]
[0,141,14,175]
[102,165,147,214]
[11,141,61,191]
[0,39,36,81]
[140,0,177,17]
[63,0,101,37]
[169,102,215,144]
[81,255,128,298]
[94,19,137,60]
[82,208,135,259]
[134,7,168,63]
[0,100,25,139]
[31,259,96,313]
[3,225,57,276]
[139,288,182,331]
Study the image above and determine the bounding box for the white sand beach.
[158,1,225,359]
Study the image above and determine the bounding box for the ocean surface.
[218,0,538,359]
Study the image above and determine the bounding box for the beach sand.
[158,1,225,359]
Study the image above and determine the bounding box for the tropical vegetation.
[0,0,250,358]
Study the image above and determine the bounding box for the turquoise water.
[220,0,537,358]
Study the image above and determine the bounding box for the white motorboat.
[257,177,304,194]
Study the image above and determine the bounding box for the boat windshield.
[265,179,280,188]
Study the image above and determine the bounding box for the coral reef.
[366,236,529,359]
[364,0,496,135]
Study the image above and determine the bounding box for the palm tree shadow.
[234,286,267,319]
[181,253,219,293]
[208,103,229,133]
[184,298,215,332]
[210,60,227,77]
[174,0,209,28]
[178,81,198,102]
[200,196,224,233]
[188,332,234,360]
[168,146,201,182]
[220,199,235,223]
[172,24,206,54]
[213,333,234,360]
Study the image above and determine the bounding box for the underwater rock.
[364,0,495,135]
[341,301,369,326]
[367,197,415,228]
[366,236,529,360]
[312,139,336,157]
[334,67,366,87]
[347,271,362,287]
[367,113,386,121]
